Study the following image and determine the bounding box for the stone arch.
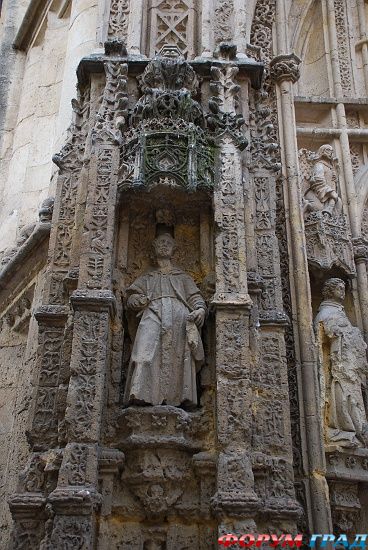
[355,163,368,239]
[289,0,331,97]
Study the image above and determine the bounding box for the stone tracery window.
[147,0,196,58]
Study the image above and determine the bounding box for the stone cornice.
[70,289,117,316]
[0,222,51,291]
[76,52,264,90]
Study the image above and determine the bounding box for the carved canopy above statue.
[119,50,216,192]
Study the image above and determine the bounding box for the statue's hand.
[127,294,149,310]
[188,308,205,329]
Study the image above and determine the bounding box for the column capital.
[353,237,368,263]
[270,53,301,84]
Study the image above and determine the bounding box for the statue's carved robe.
[124,267,206,407]
[315,300,368,447]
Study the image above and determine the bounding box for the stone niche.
[115,187,215,396]
[96,52,219,547]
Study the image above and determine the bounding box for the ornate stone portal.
[5,40,303,546]
[2,0,368,545]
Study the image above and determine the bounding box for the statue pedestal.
[117,405,204,452]
[304,211,355,274]
[326,447,368,482]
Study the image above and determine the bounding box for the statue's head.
[318,144,334,161]
[322,277,346,303]
[152,233,176,259]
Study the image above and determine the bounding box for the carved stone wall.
[2,0,368,545]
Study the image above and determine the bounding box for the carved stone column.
[208,55,259,534]
[37,58,127,548]
[270,31,332,530]
[8,84,92,549]
[353,238,368,341]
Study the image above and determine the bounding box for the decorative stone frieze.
[329,481,361,535]
[327,448,368,481]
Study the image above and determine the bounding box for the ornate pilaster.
[7,74,93,548]
[249,5,303,528]
[36,54,126,548]
[208,54,259,534]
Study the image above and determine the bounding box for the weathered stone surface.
[315,278,368,449]
[1,0,368,546]
[124,233,206,408]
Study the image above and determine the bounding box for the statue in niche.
[124,233,206,408]
[303,144,342,216]
[315,278,368,448]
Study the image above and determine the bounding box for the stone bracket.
[70,289,117,317]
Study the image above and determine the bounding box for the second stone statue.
[123,233,207,408]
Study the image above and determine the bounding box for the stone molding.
[0,222,50,291]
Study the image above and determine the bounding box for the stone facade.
[1,0,368,547]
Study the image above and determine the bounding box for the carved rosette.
[269,53,301,84]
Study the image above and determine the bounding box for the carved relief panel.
[299,145,355,275]
[108,0,130,42]
[147,0,197,58]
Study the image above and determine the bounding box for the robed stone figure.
[124,233,206,408]
[315,278,368,448]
